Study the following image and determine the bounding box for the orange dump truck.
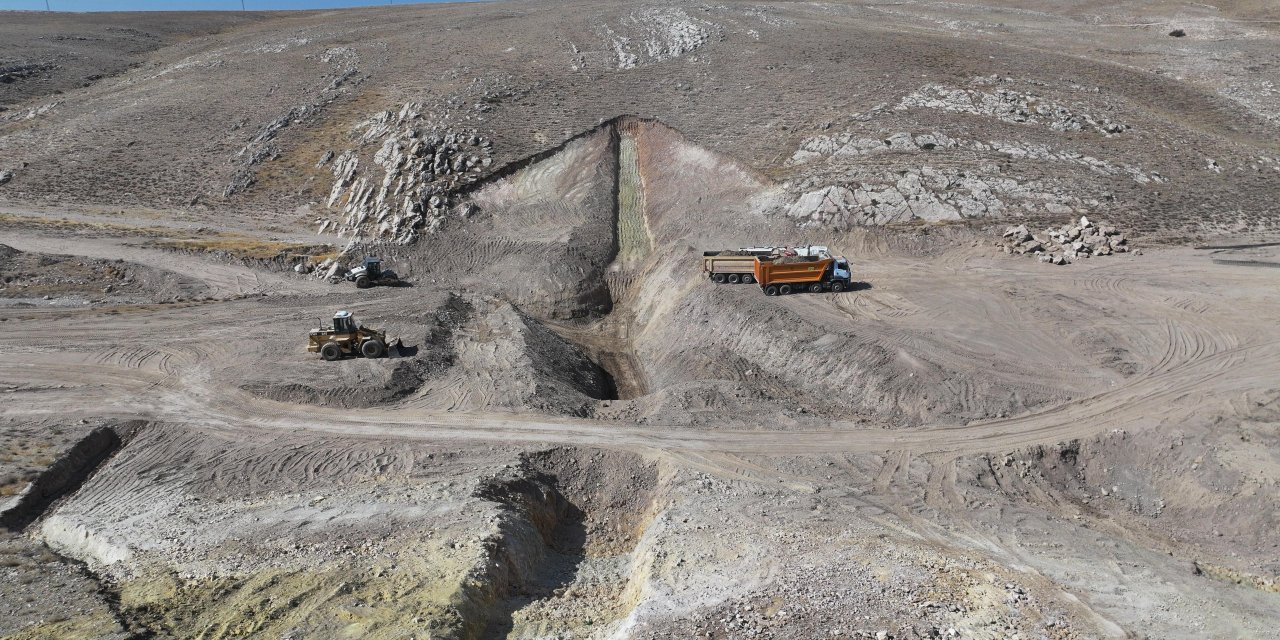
[753,254,853,295]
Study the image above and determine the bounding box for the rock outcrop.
[898,77,1130,135]
[318,102,493,244]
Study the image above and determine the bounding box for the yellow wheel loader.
[308,310,400,360]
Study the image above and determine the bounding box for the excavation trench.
[542,116,659,401]
[0,427,124,532]
[462,447,668,639]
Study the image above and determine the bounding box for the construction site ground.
[1,1,1279,638]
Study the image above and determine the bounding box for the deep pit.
[466,448,669,639]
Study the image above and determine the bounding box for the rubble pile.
[999,217,1136,265]
[318,101,493,244]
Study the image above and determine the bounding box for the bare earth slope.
[1,2,1278,639]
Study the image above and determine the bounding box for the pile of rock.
[1000,217,1135,265]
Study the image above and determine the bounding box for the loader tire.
[355,275,371,289]
[321,342,342,361]
[764,285,779,296]
[779,284,792,295]
[742,274,754,284]
[361,339,385,359]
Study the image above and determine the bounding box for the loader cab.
[333,310,356,334]
[361,257,382,279]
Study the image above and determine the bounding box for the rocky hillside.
[0,0,1277,244]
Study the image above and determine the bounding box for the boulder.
[1080,215,1092,228]
[1003,224,1029,238]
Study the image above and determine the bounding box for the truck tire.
[809,282,822,293]
[713,273,727,284]
[728,274,741,284]
[321,342,342,361]
[830,281,846,293]
[355,275,371,289]
[764,285,779,296]
[779,284,792,295]
[742,274,755,284]
[361,339,385,358]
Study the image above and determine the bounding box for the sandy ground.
[1,1,1278,639]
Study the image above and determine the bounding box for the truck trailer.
[702,248,775,284]
[753,254,853,295]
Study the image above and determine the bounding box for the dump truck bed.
[753,256,833,286]
[703,254,759,275]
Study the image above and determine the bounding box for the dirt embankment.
[0,242,209,304]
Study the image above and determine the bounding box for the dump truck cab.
[832,257,851,283]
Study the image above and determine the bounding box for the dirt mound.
[0,243,208,304]
[241,293,613,415]
[242,293,472,409]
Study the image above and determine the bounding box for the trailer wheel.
[809,282,823,293]
[764,285,779,296]
[779,284,793,295]
[713,273,727,284]
[830,281,846,293]
[742,274,754,284]
[728,274,741,284]
[321,342,342,361]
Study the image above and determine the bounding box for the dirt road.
[3,229,1275,462]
